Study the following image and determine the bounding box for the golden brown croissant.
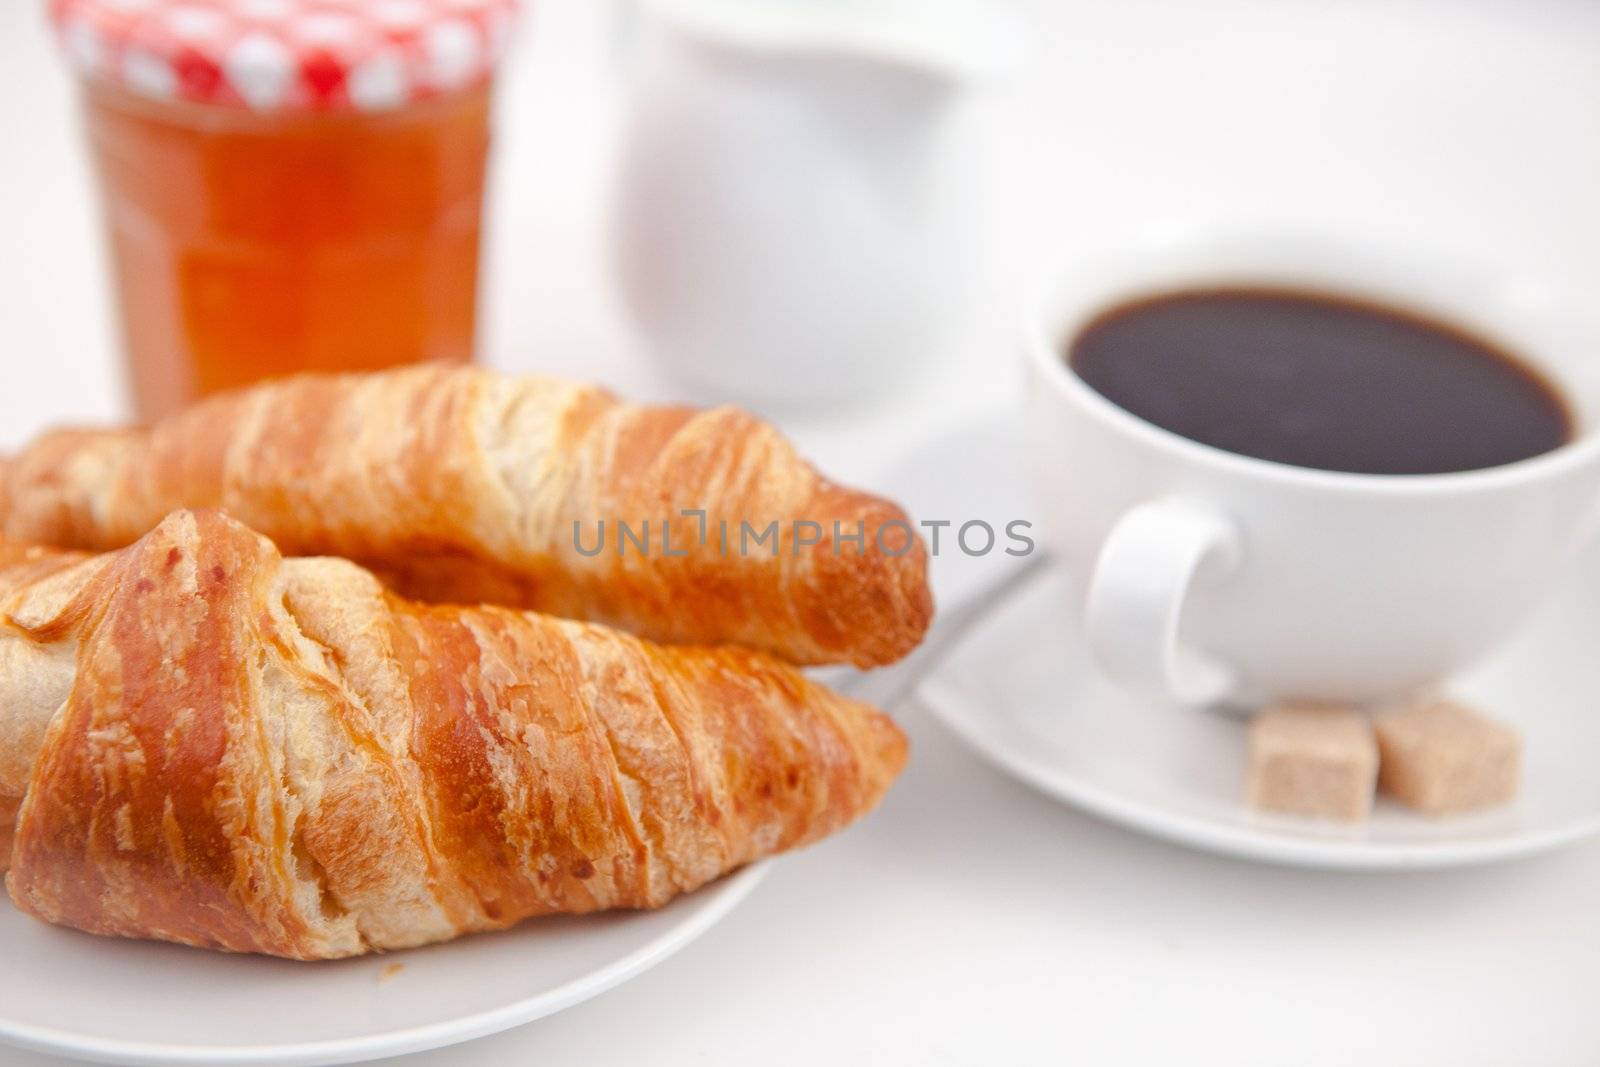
[0,366,931,667]
[0,510,906,959]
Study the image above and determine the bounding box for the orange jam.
[83,80,491,421]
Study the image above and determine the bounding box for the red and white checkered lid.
[49,0,520,112]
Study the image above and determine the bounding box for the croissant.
[0,366,932,667]
[0,510,906,960]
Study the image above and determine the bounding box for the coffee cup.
[1023,230,1600,706]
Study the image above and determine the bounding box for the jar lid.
[49,0,520,112]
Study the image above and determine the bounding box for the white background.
[5,0,1600,1063]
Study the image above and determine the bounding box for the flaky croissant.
[0,366,931,667]
[0,510,906,959]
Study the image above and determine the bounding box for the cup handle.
[1085,498,1242,705]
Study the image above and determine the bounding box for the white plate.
[888,413,1600,870]
[0,862,768,1066]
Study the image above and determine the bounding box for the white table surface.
[5,0,1600,1063]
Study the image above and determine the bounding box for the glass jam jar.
[50,0,519,421]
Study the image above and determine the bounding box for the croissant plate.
[0,510,907,959]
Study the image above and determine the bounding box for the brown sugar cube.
[1374,699,1521,815]
[1246,705,1378,821]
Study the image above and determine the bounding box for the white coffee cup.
[1023,230,1600,707]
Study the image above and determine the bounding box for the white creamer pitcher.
[612,0,1019,407]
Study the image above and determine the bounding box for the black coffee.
[1067,287,1573,475]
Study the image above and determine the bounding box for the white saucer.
[887,413,1600,870]
[0,862,768,1066]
